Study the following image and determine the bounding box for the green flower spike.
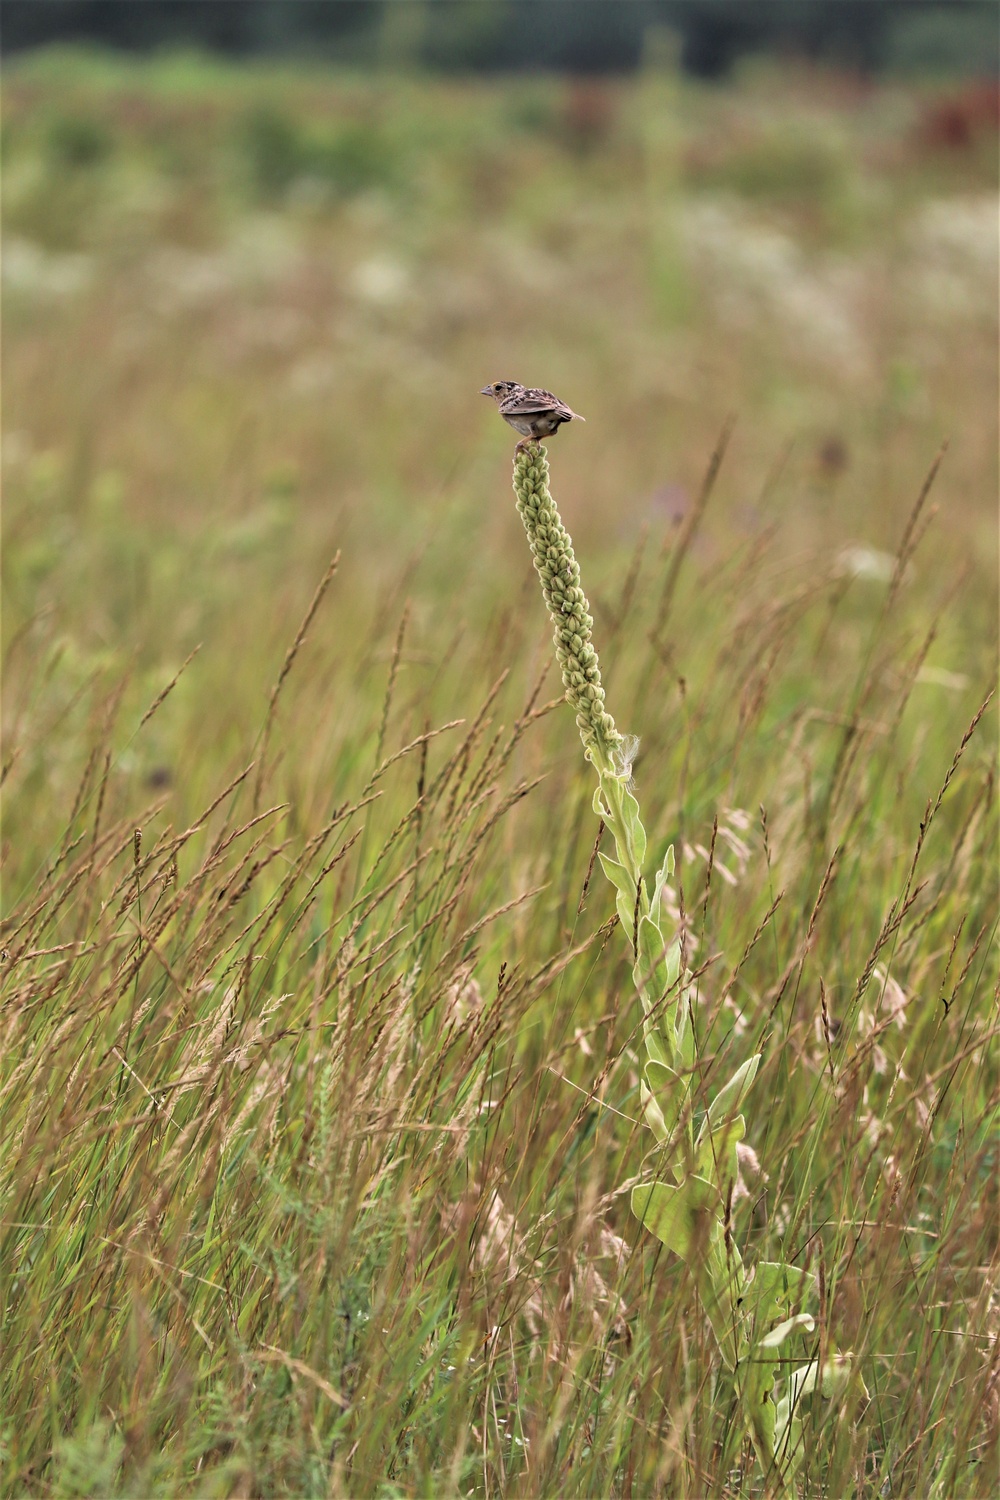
[513,444,622,765]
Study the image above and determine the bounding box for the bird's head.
[480,380,520,402]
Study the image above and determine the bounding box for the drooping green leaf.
[634,913,669,999]
[771,1390,804,1474]
[705,1055,761,1128]
[631,1175,717,1260]
[787,1351,854,1409]
[619,784,647,869]
[742,1270,823,1476]
[747,1375,777,1463]
[635,913,681,1000]
[599,851,635,903]
[674,994,695,1072]
[649,842,675,924]
[644,1058,686,1139]
[699,1221,749,1367]
[695,1112,745,1185]
[599,852,641,937]
[759,1312,816,1349]
[635,910,665,964]
[747,1261,816,1327]
[640,1080,668,1142]
[772,1353,861,1475]
[658,842,676,884]
[643,1019,670,1067]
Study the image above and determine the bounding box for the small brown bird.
[480,380,586,451]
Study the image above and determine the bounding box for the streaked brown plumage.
[480,380,586,451]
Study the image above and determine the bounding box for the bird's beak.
[479,386,492,397]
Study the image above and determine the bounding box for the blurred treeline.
[3,0,998,78]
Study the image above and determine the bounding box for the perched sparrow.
[480,380,586,451]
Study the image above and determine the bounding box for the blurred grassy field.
[2,48,998,1498]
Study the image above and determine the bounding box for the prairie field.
[1,49,998,1498]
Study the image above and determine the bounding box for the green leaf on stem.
[649,842,675,923]
[631,1175,717,1260]
[705,1054,761,1127]
[746,1261,816,1327]
[634,912,679,1003]
[694,1111,745,1185]
[640,1081,668,1142]
[643,1020,670,1068]
[643,1058,686,1139]
[598,851,635,903]
[599,851,641,936]
[760,1313,816,1349]
[674,995,695,1072]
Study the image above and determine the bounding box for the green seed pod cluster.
[513,444,621,758]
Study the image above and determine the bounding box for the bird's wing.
[525,388,583,419]
[501,388,564,414]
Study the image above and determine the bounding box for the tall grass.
[2,51,998,1497]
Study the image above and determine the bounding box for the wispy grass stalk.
[512,441,862,1487]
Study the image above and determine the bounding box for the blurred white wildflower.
[733,1139,764,1204]
[2,237,93,299]
[679,199,867,374]
[717,817,752,875]
[872,965,911,1029]
[835,544,897,583]
[348,254,411,306]
[907,193,999,320]
[148,216,303,314]
[685,807,753,888]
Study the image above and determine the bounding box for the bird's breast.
[502,413,538,436]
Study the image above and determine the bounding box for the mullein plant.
[511,443,860,1487]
